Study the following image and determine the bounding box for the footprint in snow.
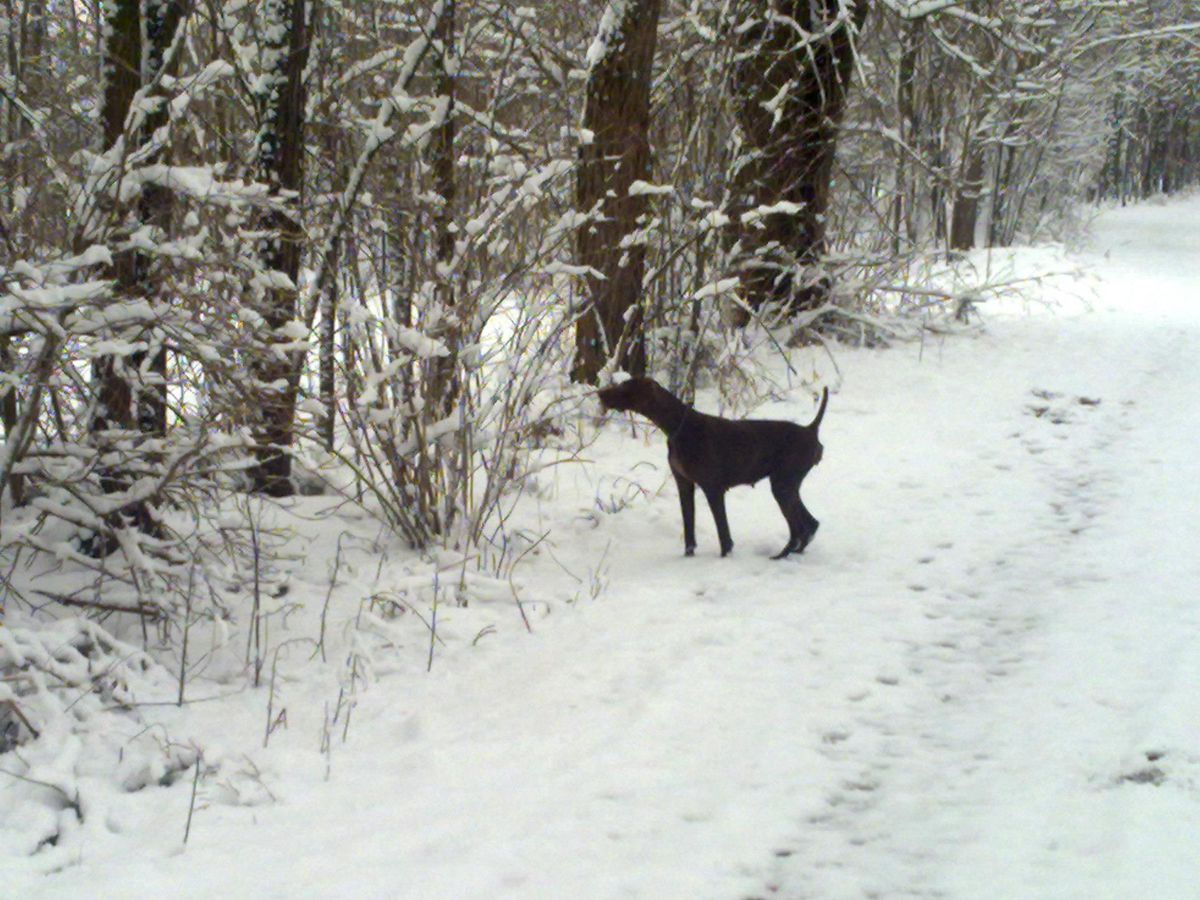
[1118,766,1167,786]
[1113,749,1192,788]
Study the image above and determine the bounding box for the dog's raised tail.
[809,387,829,431]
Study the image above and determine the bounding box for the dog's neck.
[636,384,691,437]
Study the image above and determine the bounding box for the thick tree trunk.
[726,0,867,323]
[99,0,140,156]
[573,0,662,384]
[248,0,310,497]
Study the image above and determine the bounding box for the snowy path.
[10,200,1200,898]
[763,208,1200,898]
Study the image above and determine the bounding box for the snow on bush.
[0,618,196,857]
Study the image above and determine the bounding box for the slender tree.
[427,0,459,414]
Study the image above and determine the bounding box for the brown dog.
[598,377,828,559]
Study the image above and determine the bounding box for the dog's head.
[597,377,655,413]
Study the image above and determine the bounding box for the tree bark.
[949,141,985,251]
[248,0,311,497]
[95,1,184,435]
[90,0,185,547]
[726,0,868,323]
[135,0,185,440]
[427,0,459,413]
[1100,81,1125,202]
[0,337,22,506]
[2,0,50,509]
[573,0,662,384]
[317,121,341,452]
[892,15,921,254]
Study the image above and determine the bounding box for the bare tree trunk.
[949,141,986,251]
[892,15,920,254]
[90,0,184,547]
[248,0,311,497]
[988,138,1014,247]
[93,0,141,444]
[1100,80,1125,202]
[0,337,22,506]
[95,1,184,432]
[726,0,868,323]
[427,0,459,411]
[317,253,339,451]
[572,0,662,384]
[135,0,186,440]
[1138,105,1154,199]
[317,17,342,454]
[1,0,48,508]
[1150,104,1170,194]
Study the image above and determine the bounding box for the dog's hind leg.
[702,486,734,557]
[769,473,805,559]
[793,497,819,554]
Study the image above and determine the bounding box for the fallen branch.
[32,590,164,621]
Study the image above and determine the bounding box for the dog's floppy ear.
[596,381,626,411]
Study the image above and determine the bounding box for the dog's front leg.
[674,474,697,556]
[702,486,734,557]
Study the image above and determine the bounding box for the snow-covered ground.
[5,197,1200,898]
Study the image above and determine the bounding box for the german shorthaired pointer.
[599,378,828,559]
